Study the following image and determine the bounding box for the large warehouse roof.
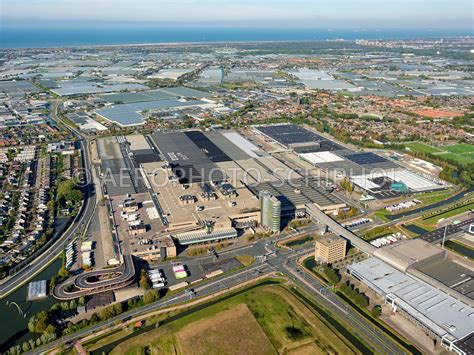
[348,258,473,343]
[96,99,209,127]
[351,169,446,193]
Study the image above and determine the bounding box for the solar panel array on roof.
[151,131,226,184]
[344,152,388,165]
[292,140,343,152]
[133,149,161,164]
[255,124,343,151]
[256,124,322,146]
[249,179,344,211]
[184,131,231,163]
[68,112,88,125]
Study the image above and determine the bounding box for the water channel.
[0,259,61,351]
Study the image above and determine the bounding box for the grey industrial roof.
[150,131,225,183]
[99,91,176,104]
[204,131,251,161]
[348,257,474,342]
[51,82,147,96]
[249,179,344,210]
[416,260,474,300]
[99,86,209,104]
[0,80,39,93]
[96,99,208,127]
[175,228,238,245]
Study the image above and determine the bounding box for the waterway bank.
[0,259,62,351]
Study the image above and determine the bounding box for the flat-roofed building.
[348,257,474,355]
[374,239,446,272]
[315,235,347,264]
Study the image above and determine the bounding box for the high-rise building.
[259,190,281,233]
[314,235,346,264]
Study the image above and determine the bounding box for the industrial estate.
[0,37,473,355]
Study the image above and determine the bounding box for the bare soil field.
[176,303,275,355]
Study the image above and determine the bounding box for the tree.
[50,275,57,289]
[339,177,354,192]
[56,179,83,208]
[69,299,77,310]
[320,265,339,285]
[22,342,30,353]
[57,264,69,279]
[89,313,99,324]
[143,289,160,304]
[355,294,369,308]
[371,305,382,318]
[139,269,151,290]
[28,311,52,334]
[78,296,86,307]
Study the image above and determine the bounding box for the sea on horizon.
[0,27,471,49]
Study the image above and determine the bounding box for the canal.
[445,241,474,259]
[0,258,61,351]
[386,190,470,221]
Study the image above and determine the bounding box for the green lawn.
[437,152,474,165]
[404,141,474,165]
[404,142,443,154]
[414,189,456,205]
[423,202,474,224]
[444,143,474,154]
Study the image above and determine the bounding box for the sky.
[1,0,473,30]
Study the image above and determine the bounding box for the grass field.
[235,254,255,267]
[404,142,474,165]
[444,143,474,154]
[106,284,363,355]
[437,152,474,165]
[414,189,457,205]
[404,142,443,154]
[422,202,474,224]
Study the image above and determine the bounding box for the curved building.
[259,190,281,233]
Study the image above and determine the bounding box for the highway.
[0,104,97,298]
[33,233,405,355]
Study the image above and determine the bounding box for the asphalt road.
[421,217,474,243]
[33,235,405,354]
[53,254,136,300]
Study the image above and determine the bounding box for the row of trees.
[7,332,57,355]
[405,148,473,188]
[340,282,369,309]
[7,287,165,354]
